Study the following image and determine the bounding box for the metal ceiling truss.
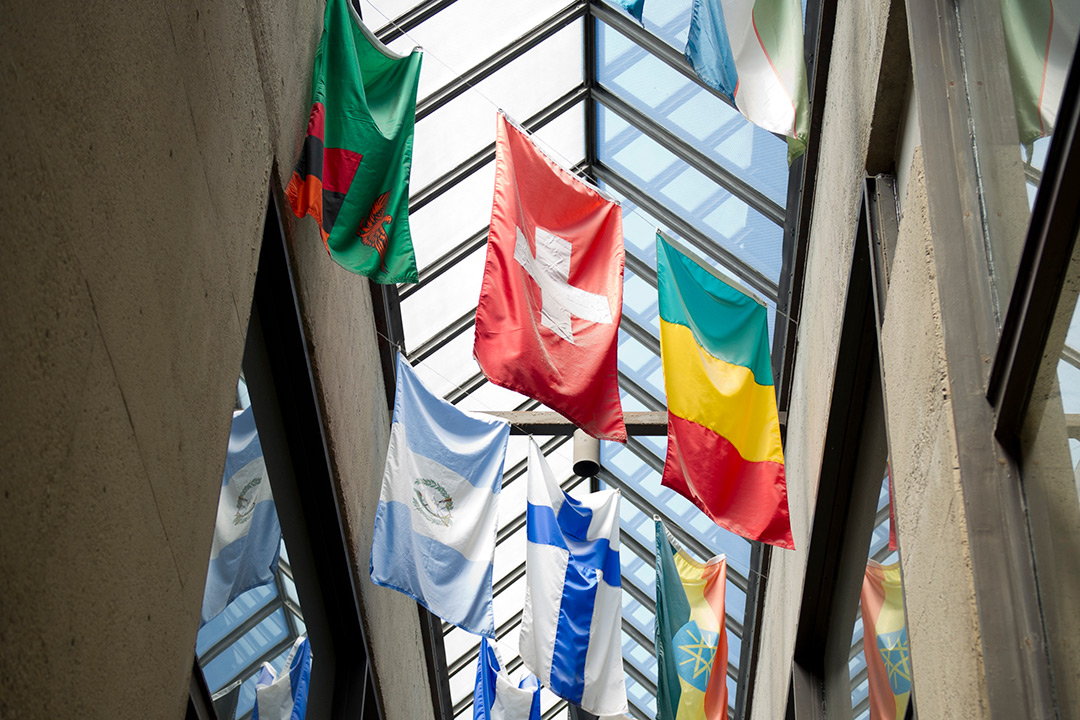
[415,1,587,123]
[374,0,460,44]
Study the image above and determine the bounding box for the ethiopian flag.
[286,0,422,284]
[860,561,912,720]
[655,520,729,720]
[656,232,793,549]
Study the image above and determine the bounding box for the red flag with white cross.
[474,113,627,443]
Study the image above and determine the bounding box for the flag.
[201,406,282,626]
[860,562,912,720]
[619,0,645,24]
[369,354,510,636]
[655,520,729,720]
[1001,0,1078,148]
[685,0,810,159]
[474,113,627,443]
[656,232,794,549]
[286,0,422,283]
[473,638,542,720]
[252,635,313,720]
[518,438,627,716]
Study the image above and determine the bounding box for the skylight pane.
[408,160,494,271]
[596,20,788,205]
[401,242,485,347]
[377,0,572,102]
[598,106,784,284]
[410,20,584,191]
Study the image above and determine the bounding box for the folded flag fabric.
[860,562,912,720]
[618,0,645,23]
[201,405,282,626]
[370,354,510,636]
[685,0,810,158]
[286,0,422,283]
[253,635,313,720]
[519,438,627,716]
[473,637,542,720]
[474,113,627,443]
[655,520,729,720]
[1001,0,1078,148]
[656,232,794,549]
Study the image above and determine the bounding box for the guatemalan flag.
[253,635,313,720]
[200,405,282,626]
[473,638,541,720]
[370,354,511,637]
[685,0,810,158]
[519,439,627,716]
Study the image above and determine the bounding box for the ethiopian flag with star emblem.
[860,561,912,720]
[286,0,421,283]
[655,520,729,720]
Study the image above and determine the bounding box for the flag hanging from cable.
[200,405,282,626]
[685,0,810,159]
[474,112,627,443]
[655,519,729,720]
[860,562,912,720]
[252,635,313,720]
[473,637,542,720]
[370,354,510,637]
[518,439,627,716]
[286,0,422,283]
[1000,0,1078,149]
[656,232,794,549]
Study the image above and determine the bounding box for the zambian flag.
[860,562,912,720]
[656,232,794,549]
[655,520,729,720]
[286,0,421,284]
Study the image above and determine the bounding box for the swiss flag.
[474,114,627,442]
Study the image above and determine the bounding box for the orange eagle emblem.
[358,191,392,259]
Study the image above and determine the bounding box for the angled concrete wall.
[0,1,431,717]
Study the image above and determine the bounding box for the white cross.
[513,225,613,345]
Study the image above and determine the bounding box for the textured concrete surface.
[284,200,436,719]
[0,0,430,717]
[879,147,988,719]
[749,0,895,717]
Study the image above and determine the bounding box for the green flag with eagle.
[286,0,422,283]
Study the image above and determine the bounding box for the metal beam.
[407,308,475,364]
[478,410,667,434]
[593,162,779,300]
[618,370,665,412]
[620,313,660,356]
[411,85,588,213]
[400,226,488,301]
[593,84,785,225]
[416,1,586,122]
[375,0,460,44]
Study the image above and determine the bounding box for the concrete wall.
[0,1,431,717]
[749,0,896,716]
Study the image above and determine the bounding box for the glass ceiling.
[354,0,798,717]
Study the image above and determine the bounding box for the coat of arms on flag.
[369,354,510,637]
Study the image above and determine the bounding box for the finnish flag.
[201,405,281,626]
[369,354,511,636]
[253,635,312,720]
[473,637,541,720]
[519,439,627,716]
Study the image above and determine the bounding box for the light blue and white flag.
[253,635,312,720]
[686,0,810,155]
[519,439,627,716]
[370,354,511,636]
[201,405,282,626]
[474,637,541,720]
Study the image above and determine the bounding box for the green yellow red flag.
[860,561,912,720]
[655,519,729,720]
[656,231,793,549]
[286,0,422,283]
